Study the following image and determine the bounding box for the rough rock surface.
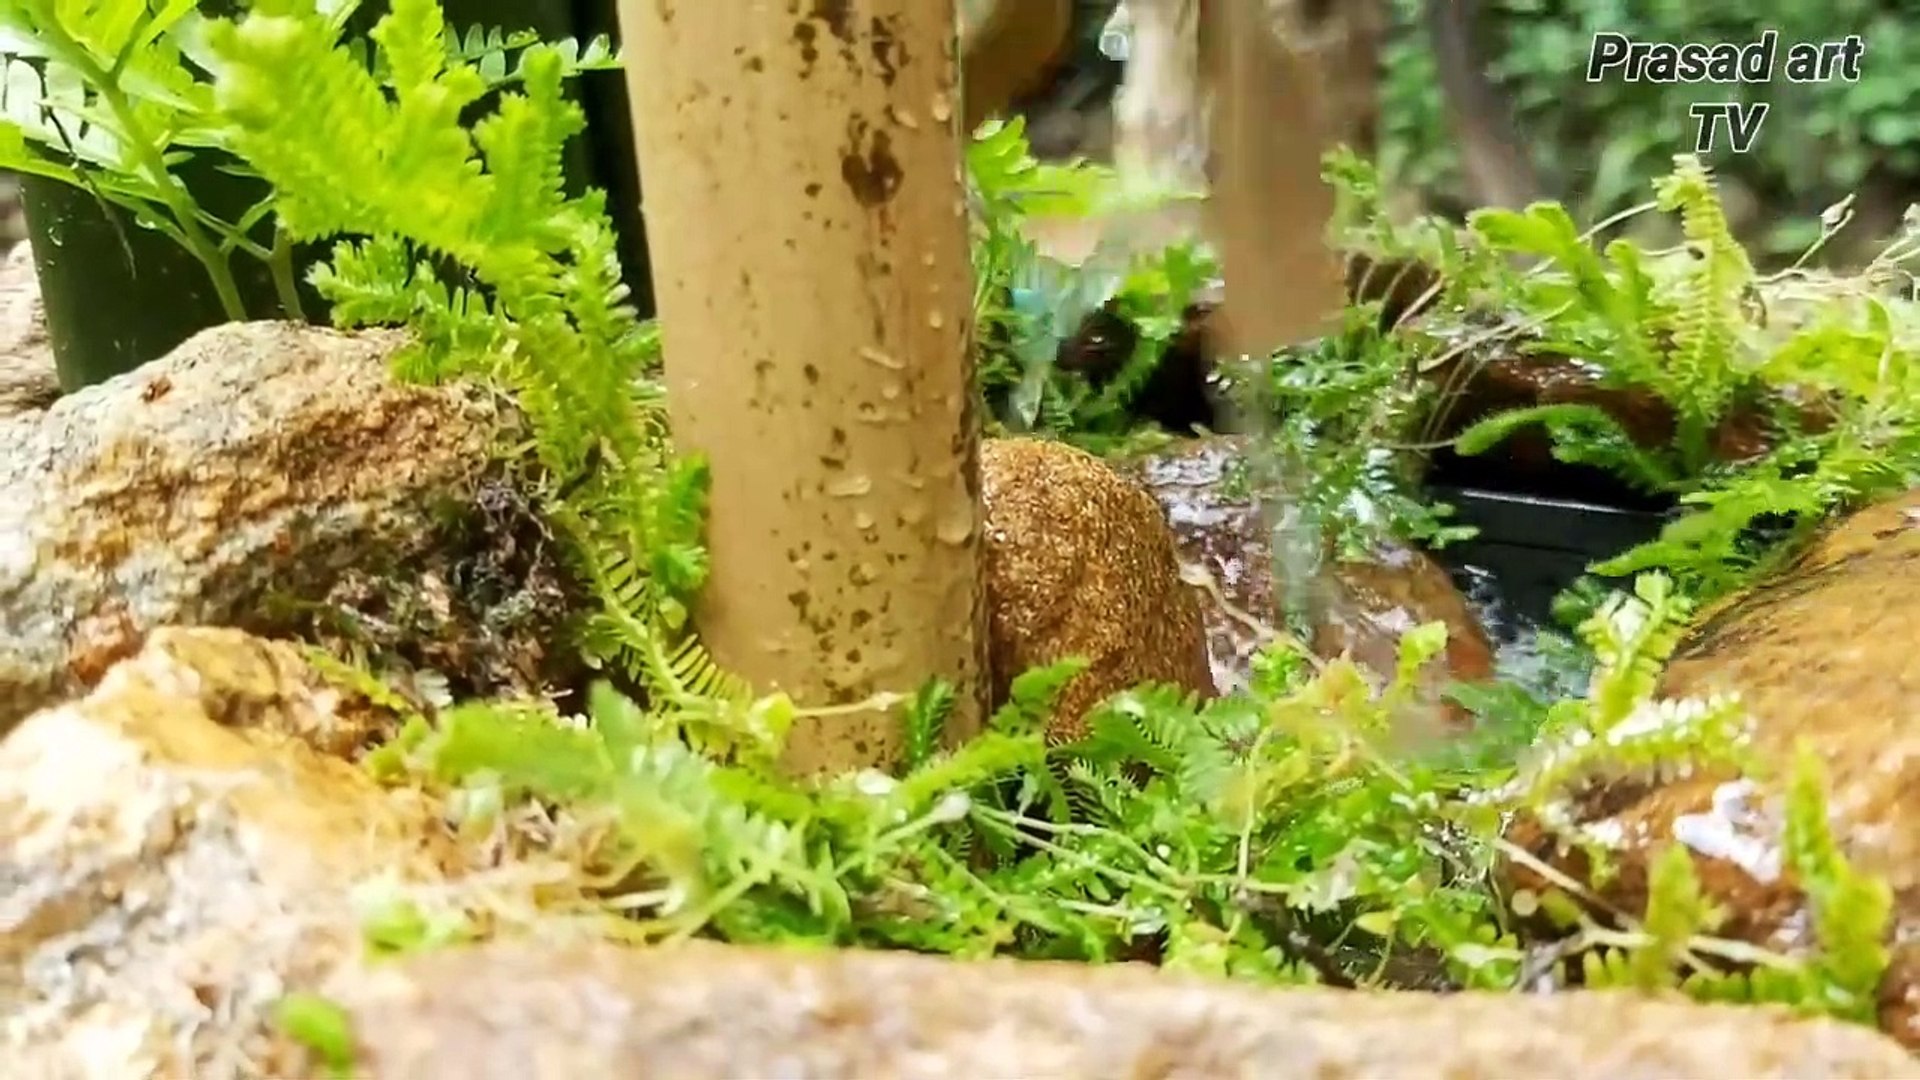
[981,436,1214,740]
[0,321,577,730]
[327,937,1920,1079]
[5,632,1916,1079]
[0,627,461,1078]
[0,240,53,416]
[0,173,22,252]
[1501,488,1920,1050]
[1120,436,1495,738]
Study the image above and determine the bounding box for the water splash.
[1212,347,1327,641]
[1099,2,1133,62]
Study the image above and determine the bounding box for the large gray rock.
[0,627,466,1078]
[0,321,576,728]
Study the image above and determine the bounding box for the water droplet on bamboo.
[928,311,945,330]
[854,510,875,530]
[881,383,900,401]
[936,503,975,545]
[860,345,904,370]
[930,95,951,122]
[827,474,873,497]
[892,107,919,130]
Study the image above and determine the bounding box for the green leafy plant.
[0,0,618,321]
[968,116,1216,451]
[1,0,730,723]
[1242,308,1475,562]
[367,620,1527,983]
[1377,0,1920,260]
[341,567,1886,1026]
[192,0,728,712]
[1457,156,1753,484]
[1454,157,1920,598]
[274,992,358,1079]
[1315,152,1920,602]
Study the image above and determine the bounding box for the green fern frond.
[1653,155,1753,441]
[442,24,618,88]
[1782,744,1892,1023]
[901,679,958,769]
[1627,843,1723,990]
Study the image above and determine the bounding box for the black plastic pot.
[22,153,330,391]
[23,0,651,393]
[1426,484,1671,627]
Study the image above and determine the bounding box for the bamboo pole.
[615,1,988,776]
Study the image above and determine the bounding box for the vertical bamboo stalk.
[616,0,988,776]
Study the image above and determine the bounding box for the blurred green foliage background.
[1376,0,1920,260]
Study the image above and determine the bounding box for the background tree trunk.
[1206,0,1355,358]
[617,1,988,776]
[1426,0,1540,210]
[1111,0,1209,190]
[960,0,1075,132]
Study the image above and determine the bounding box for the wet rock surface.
[0,320,578,730]
[328,937,1920,1079]
[1500,487,1920,1049]
[1119,436,1495,738]
[0,627,461,1078]
[981,436,1215,740]
[1419,332,1828,503]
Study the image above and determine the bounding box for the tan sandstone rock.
[1501,488,1920,1050]
[324,937,1920,1079]
[982,436,1214,740]
[0,627,461,1078]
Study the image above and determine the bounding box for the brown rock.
[0,240,54,417]
[1119,436,1495,740]
[981,437,1213,740]
[1500,488,1920,1049]
[0,627,463,1078]
[1420,330,1832,491]
[327,937,1920,1079]
[0,320,578,731]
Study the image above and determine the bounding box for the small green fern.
[195,0,735,719]
[1653,154,1756,455]
[968,116,1216,449]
